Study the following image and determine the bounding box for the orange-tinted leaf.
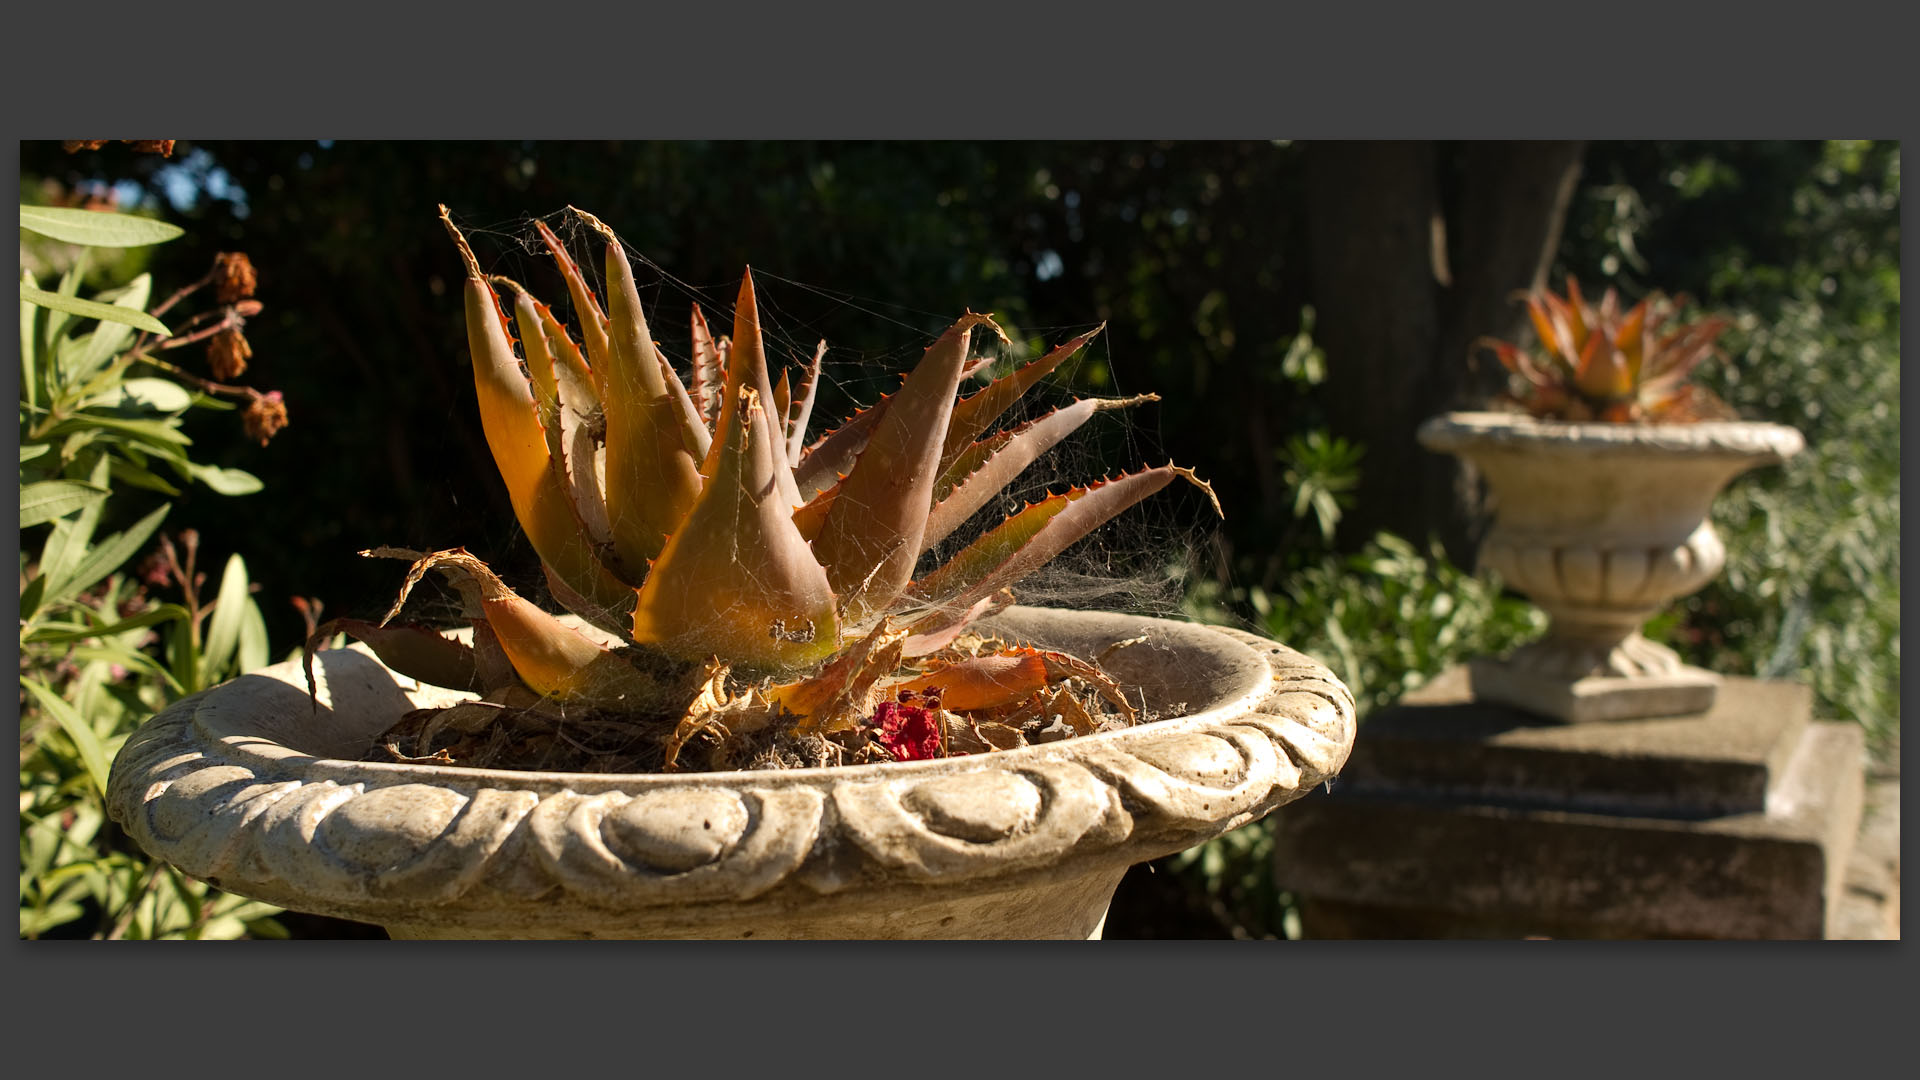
[440,210,632,615]
[689,305,723,428]
[384,549,671,709]
[810,312,1005,624]
[631,386,840,671]
[768,620,908,734]
[772,368,793,458]
[923,393,1159,552]
[787,339,826,466]
[909,465,1219,620]
[537,218,610,395]
[598,233,705,571]
[891,652,1048,712]
[939,325,1100,476]
[794,397,890,503]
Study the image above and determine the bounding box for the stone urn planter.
[106,606,1354,939]
[1418,411,1803,723]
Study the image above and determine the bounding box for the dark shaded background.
[25,139,1861,652]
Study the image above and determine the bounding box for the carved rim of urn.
[104,605,1356,939]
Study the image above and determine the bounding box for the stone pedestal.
[1270,667,1866,939]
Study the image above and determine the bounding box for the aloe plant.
[1482,276,1735,422]
[318,206,1217,771]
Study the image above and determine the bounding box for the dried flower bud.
[62,140,174,156]
[135,550,171,588]
[244,391,289,447]
[207,327,252,381]
[232,299,264,318]
[211,252,258,304]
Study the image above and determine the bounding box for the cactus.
[312,206,1218,772]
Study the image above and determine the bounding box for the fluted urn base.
[1468,648,1719,724]
[1470,623,1720,723]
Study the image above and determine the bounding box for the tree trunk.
[1306,140,1585,565]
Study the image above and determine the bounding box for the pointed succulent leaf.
[631,386,840,672]
[772,368,793,451]
[908,465,1221,621]
[590,220,706,571]
[702,269,798,470]
[659,347,713,462]
[791,480,839,542]
[689,305,723,428]
[811,312,1006,624]
[440,209,633,615]
[939,325,1100,476]
[793,396,890,503]
[699,271,805,517]
[922,393,1160,553]
[389,549,676,710]
[532,299,601,411]
[1613,296,1651,382]
[506,285,561,431]
[536,218,610,391]
[786,339,826,466]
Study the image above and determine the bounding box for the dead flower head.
[207,327,252,381]
[243,391,288,446]
[62,140,176,156]
[212,252,258,304]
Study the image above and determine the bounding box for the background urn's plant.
[322,207,1219,773]
[1483,276,1735,422]
[19,201,294,939]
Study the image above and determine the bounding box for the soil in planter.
[358,632,1164,775]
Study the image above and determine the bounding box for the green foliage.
[19,208,282,939]
[1279,430,1362,546]
[1568,141,1900,756]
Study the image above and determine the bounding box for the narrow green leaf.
[47,412,192,445]
[20,679,113,799]
[21,270,41,414]
[19,574,48,623]
[188,463,263,496]
[27,604,192,644]
[81,374,192,414]
[20,480,109,528]
[62,274,153,383]
[20,205,185,247]
[41,258,85,352]
[237,597,270,674]
[200,554,250,684]
[21,443,51,462]
[54,503,171,604]
[39,457,111,594]
[20,283,170,336]
[106,457,183,496]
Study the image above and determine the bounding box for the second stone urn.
[1419,411,1803,723]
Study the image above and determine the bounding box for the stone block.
[1271,670,1866,939]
